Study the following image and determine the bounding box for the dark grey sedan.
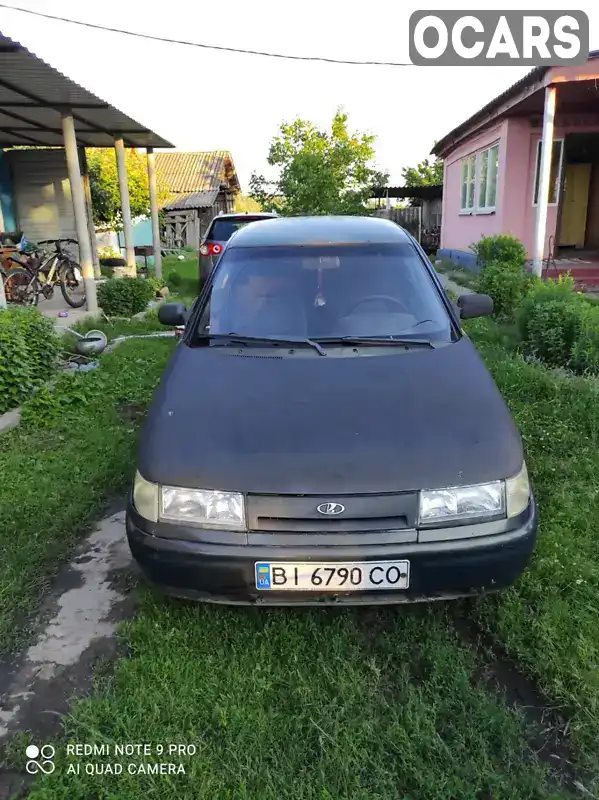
[127,215,537,605]
[198,211,277,279]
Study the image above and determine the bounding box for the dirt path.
[0,506,135,798]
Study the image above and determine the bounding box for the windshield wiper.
[315,336,437,349]
[199,332,327,356]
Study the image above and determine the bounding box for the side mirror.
[158,302,187,327]
[457,293,493,319]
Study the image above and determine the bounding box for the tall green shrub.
[0,307,60,413]
[97,277,154,317]
[471,234,527,268]
[477,260,534,320]
[515,275,586,368]
[145,276,167,297]
[569,302,599,375]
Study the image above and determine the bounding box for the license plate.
[254,561,410,592]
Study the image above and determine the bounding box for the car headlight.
[132,471,246,530]
[418,462,531,525]
[419,480,505,524]
[161,486,245,529]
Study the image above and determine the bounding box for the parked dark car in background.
[128,215,537,606]
[198,211,277,280]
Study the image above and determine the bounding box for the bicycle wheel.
[4,267,39,306]
[59,261,86,308]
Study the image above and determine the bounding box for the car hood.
[138,338,524,495]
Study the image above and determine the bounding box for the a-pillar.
[146,147,162,279]
[114,137,136,277]
[532,85,557,276]
[61,112,98,312]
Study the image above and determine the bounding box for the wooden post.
[146,147,163,279]
[80,147,101,279]
[62,112,97,312]
[114,137,136,277]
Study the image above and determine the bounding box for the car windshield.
[207,217,271,242]
[194,243,454,343]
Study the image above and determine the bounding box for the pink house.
[434,52,599,278]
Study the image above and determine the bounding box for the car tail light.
[200,243,223,257]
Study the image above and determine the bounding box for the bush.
[515,275,587,368]
[569,302,599,375]
[477,260,533,319]
[97,277,154,317]
[167,270,183,288]
[145,276,167,297]
[98,246,121,260]
[471,234,527,268]
[0,307,60,413]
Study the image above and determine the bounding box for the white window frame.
[532,138,564,207]
[476,142,500,214]
[459,154,476,213]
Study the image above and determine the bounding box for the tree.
[401,154,443,187]
[250,110,388,216]
[87,148,171,229]
[234,193,262,213]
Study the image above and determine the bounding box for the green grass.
[162,252,200,303]
[14,312,599,797]
[435,259,480,291]
[464,316,522,355]
[0,336,176,654]
[466,318,599,783]
[68,309,165,340]
[30,602,559,800]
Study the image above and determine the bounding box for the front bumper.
[126,498,538,606]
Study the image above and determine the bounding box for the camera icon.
[25,744,55,775]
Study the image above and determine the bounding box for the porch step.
[541,266,599,280]
[541,265,599,292]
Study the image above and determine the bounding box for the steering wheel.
[343,294,408,316]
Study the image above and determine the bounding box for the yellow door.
[559,163,591,248]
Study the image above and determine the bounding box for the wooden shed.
[155,151,240,249]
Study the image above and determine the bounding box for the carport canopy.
[0,30,173,311]
[0,31,173,148]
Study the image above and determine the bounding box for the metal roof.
[229,215,410,248]
[162,190,221,211]
[154,151,240,193]
[432,50,599,158]
[0,31,173,148]
[210,212,278,221]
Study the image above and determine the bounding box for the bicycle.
[3,238,86,308]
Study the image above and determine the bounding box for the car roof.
[211,212,278,221]
[227,215,412,248]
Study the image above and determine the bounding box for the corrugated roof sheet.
[154,151,240,193]
[432,50,599,158]
[162,190,220,210]
[0,32,173,148]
